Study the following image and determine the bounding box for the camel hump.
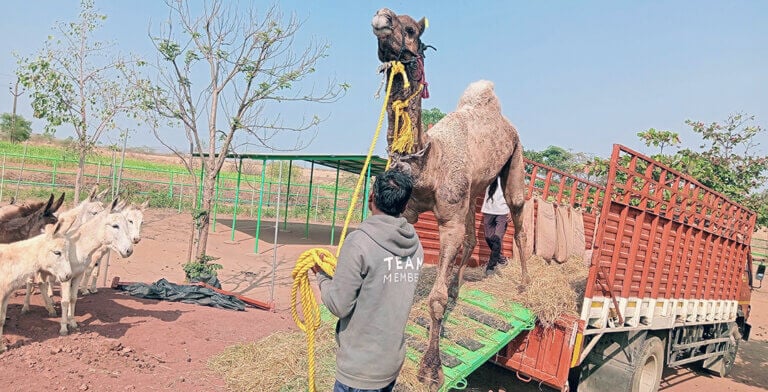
[456,80,500,112]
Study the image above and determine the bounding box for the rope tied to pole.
[290,60,403,392]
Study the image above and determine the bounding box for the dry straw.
[209,255,588,391]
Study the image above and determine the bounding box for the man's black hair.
[373,168,413,216]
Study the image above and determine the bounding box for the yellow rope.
[390,83,424,157]
[291,60,402,392]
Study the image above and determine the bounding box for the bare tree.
[138,0,346,261]
[16,0,142,202]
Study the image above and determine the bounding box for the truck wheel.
[630,336,664,392]
[714,326,740,377]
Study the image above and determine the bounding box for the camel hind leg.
[418,218,466,391]
[448,198,479,302]
[503,145,530,286]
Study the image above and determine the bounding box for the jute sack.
[570,208,586,259]
[521,197,535,261]
[534,198,556,262]
[554,204,570,264]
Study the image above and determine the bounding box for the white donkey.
[24,199,134,335]
[1,222,73,352]
[81,200,148,295]
[21,187,108,313]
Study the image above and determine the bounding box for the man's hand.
[311,253,326,274]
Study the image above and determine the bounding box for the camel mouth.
[372,25,392,38]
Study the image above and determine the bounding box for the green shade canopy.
[193,153,389,176]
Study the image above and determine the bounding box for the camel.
[0,221,73,352]
[373,11,530,390]
[0,193,65,243]
[23,199,133,335]
[81,199,148,295]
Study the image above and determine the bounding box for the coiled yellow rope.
[290,60,408,392]
[390,83,424,157]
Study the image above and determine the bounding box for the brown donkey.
[0,193,65,243]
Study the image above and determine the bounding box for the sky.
[0,0,766,160]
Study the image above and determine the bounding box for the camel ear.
[417,17,428,35]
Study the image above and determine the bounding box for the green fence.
[0,150,368,247]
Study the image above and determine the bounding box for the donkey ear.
[9,197,15,205]
[138,199,149,210]
[97,188,110,201]
[88,186,98,201]
[45,222,62,237]
[43,194,55,211]
[109,198,120,212]
[51,193,65,213]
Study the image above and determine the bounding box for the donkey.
[21,187,109,312]
[81,199,148,295]
[0,193,65,243]
[0,222,73,352]
[26,199,133,335]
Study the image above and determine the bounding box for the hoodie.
[317,214,424,389]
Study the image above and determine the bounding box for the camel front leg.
[418,220,464,391]
[0,294,10,353]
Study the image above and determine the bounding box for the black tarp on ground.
[117,278,246,311]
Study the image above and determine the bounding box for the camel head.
[38,222,73,283]
[372,8,428,63]
[99,198,134,258]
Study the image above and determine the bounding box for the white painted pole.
[269,162,283,309]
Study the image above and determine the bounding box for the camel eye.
[405,27,415,36]
[53,250,62,256]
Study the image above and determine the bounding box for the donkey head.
[39,221,73,283]
[100,198,134,258]
[123,199,148,244]
[32,193,65,235]
[372,8,428,63]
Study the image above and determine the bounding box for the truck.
[414,144,756,392]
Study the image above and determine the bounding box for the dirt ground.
[1,209,766,391]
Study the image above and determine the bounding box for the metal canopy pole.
[269,162,283,307]
[230,158,243,242]
[305,161,315,239]
[254,158,267,253]
[362,163,372,220]
[283,160,293,230]
[330,162,341,245]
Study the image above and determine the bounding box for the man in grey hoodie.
[316,168,424,392]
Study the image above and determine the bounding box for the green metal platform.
[404,289,536,391]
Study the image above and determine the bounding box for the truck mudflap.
[492,314,583,392]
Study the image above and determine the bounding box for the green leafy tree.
[16,0,143,201]
[421,107,446,128]
[137,0,347,261]
[637,128,681,155]
[642,113,768,226]
[0,113,32,143]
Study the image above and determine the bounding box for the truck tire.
[629,336,664,392]
[709,325,740,377]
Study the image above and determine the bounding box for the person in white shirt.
[481,177,510,276]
